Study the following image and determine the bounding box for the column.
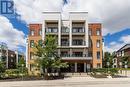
[58,20,61,46]
[6,48,8,69]
[42,21,45,41]
[26,38,28,68]
[70,49,72,57]
[87,64,90,72]
[75,62,77,72]
[85,21,88,47]
[58,49,60,57]
[84,62,87,72]
[69,20,72,46]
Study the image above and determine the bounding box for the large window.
[97,51,100,59]
[61,27,69,33]
[61,51,69,57]
[89,30,92,35]
[30,40,34,48]
[30,52,34,60]
[72,52,83,57]
[39,29,42,35]
[46,27,58,33]
[61,39,69,46]
[96,29,100,35]
[72,27,84,33]
[89,39,92,47]
[72,39,83,45]
[96,40,100,48]
[30,30,34,36]
[38,40,42,46]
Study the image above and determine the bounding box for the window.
[88,51,92,57]
[61,39,69,46]
[39,30,42,35]
[53,28,58,33]
[97,63,101,68]
[96,40,100,48]
[89,30,92,35]
[72,27,84,33]
[72,52,83,57]
[30,64,33,71]
[72,39,83,45]
[11,59,13,62]
[30,40,34,47]
[89,39,92,47]
[96,29,100,35]
[30,30,34,36]
[113,59,116,63]
[97,51,100,59]
[61,51,68,57]
[122,51,124,56]
[30,52,34,60]
[38,40,42,46]
[47,27,58,33]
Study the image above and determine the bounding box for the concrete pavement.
[0,77,130,87]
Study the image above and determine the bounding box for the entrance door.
[77,63,84,72]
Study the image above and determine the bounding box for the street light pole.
[22,64,24,81]
[119,62,122,74]
[125,61,128,77]
[107,62,110,73]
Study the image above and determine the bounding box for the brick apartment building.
[114,44,130,68]
[27,12,103,74]
[0,42,25,69]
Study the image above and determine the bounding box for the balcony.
[60,54,92,60]
[72,27,85,35]
[46,28,58,34]
[61,27,69,35]
[61,39,69,46]
[72,40,86,46]
[61,42,69,46]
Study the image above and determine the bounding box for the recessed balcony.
[72,27,85,35]
[60,53,92,60]
[45,28,58,34]
[61,27,69,35]
[72,40,86,46]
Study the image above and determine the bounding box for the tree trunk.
[44,68,49,80]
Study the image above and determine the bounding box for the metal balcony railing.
[46,28,58,33]
[61,29,69,33]
[61,42,69,46]
[60,54,92,57]
[72,28,85,33]
[72,41,86,46]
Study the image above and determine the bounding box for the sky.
[0,0,130,53]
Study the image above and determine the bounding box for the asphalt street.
[0,77,130,87]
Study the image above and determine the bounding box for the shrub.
[91,68,119,77]
[3,69,28,78]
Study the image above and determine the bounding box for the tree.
[34,35,68,77]
[121,56,130,68]
[17,57,27,74]
[103,52,114,68]
[0,61,5,78]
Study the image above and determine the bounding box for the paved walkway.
[0,77,130,87]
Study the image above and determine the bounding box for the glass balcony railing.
[72,41,86,46]
[72,28,85,33]
[61,27,69,33]
[46,28,58,33]
[60,54,92,57]
[61,42,69,46]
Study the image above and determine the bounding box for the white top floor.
[42,12,88,21]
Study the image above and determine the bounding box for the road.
[0,77,130,87]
